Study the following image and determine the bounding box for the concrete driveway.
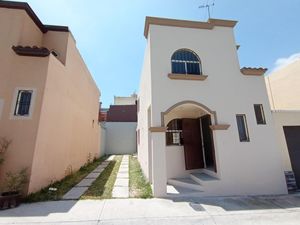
[0,194,300,225]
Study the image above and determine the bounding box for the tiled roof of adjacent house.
[0,1,69,33]
[240,67,268,76]
[12,46,50,57]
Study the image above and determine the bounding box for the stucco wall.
[0,7,100,194]
[99,123,106,157]
[138,21,288,196]
[28,35,100,193]
[0,8,48,191]
[272,111,300,171]
[266,60,300,110]
[105,122,137,155]
[137,37,153,180]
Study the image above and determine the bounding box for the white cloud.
[272,53,300,72]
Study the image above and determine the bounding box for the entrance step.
[190,172,219,185]
[166,185,204,198]
[167,178,203,192]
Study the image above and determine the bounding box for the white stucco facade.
[137,17,288,197]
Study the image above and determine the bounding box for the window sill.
[168,73,208,81]
[210,124,230,130]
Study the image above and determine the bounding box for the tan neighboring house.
[266,59,300,190]
[0,1,100,194]
[137,16,288,197]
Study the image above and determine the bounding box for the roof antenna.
[199,2,215,19]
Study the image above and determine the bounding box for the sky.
[12,0,300,107]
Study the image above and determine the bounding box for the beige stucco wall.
[138,20,288,197]
[266,60,300,110]
[0,8,48,192]
[272,111,300,171]
[28,34,100,193]
[0,8,100,194]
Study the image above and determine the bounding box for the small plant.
[0,137,11,165]
[4,168,28,194]
[87,152,92,164]
[64,165,73,176]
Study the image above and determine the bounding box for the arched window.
[171,49,202,75]
[166,119,183,146]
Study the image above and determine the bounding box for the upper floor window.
[171,49,202,75]
[14,90,33,116]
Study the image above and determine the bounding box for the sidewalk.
[0,194,300,225]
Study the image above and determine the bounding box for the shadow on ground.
[167,194,300,212]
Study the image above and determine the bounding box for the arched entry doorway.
[162,101,217,172]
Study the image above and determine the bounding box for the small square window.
[254,104,266,125]
[236,114,250,142]
[14,90,33,116]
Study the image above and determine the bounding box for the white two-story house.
[137,16,288,197]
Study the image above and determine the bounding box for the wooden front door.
[182,118,204,170]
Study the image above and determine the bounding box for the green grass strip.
[24,156,107,203]
[81,155,122,199]
[129,155,152,198]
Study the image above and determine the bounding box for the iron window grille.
[14,90,33,116]
[166,119,184,146]
[171,49,202,75]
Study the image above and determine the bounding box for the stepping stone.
[114,179,129,187]
[76,178,96,187]
[118,168,128,173]
[112,187,129,198]
[86,172,100,179]
[93,168,105,173]
[63,187,89,200]
[117,173,129,179]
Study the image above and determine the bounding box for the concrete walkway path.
[63,155,115,200]
[112,155,129,198]
[1,194,300,224]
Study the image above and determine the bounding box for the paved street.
[0,194,300,225]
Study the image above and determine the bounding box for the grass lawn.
[129,155,152,198]
[24,156,107,203]
[81,155,122,199]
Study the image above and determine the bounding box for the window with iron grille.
[254,104,266,125]
[166,119,184,146]
[171,49,202,75]
[14,90,33,116]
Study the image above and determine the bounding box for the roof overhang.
[144,16,238,38]
[0,1,69,33]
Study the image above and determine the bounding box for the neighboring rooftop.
[144,16,238,38]
[0,1,69,33]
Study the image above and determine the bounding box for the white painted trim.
[10,87,37,120]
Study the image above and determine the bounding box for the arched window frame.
[171,49,202,75]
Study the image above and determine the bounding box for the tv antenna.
[199,2,215,19]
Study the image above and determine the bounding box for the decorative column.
[149,127,167,197]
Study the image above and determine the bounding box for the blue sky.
[14,0,300,107]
